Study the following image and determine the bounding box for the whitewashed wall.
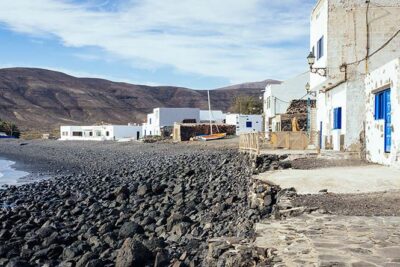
[60,125,142,141]
[264,72,310,133]
[143,108,200,136]
[226,114,263,135]
[365,58,400,166]
[200,110,226,123]
[311,0,400,151]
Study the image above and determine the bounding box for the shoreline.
[0,157,29,187]
[0,156,50,188]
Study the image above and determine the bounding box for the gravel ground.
[292,191,400,216]
[0,140,266,267]
[291,158,369,170]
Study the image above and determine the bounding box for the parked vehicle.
[0,132,16,139]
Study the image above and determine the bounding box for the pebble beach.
[0,140,270,266]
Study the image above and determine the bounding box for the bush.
[0,119,20,138]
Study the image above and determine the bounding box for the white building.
[310,0,400,151]
[365,58,400,166]
[199,110,226,123]
[143,108,200,136]
[60,124,142,141]
[264,72,311,133]
[226,114,263,135]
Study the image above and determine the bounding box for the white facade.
[264,72,311,133]
[226,114,263,135]
[143,108,200,136]
[200,110,226,123]
[365,58,400,166]
[60,125,142,141]
[311,0,400,151]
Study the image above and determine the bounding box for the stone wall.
[174,124,236,141]
[205,153,293,266]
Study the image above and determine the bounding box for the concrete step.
[318,150,361,160]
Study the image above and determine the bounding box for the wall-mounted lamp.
[305,82,317,97]
[307,52,327,77]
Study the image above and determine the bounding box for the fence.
[270,131,309,150]
[239,132,263,156]
[239,131,319,156]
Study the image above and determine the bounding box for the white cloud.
[0,0,313,84]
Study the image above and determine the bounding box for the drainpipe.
[365,0,371,73]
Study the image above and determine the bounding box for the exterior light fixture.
[305,82,317,97]
[307,52,316,67]
[307,51,327,77]
[305,82,311,93]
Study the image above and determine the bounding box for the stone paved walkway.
[254,214,400,266]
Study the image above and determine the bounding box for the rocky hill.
[0,68,279,131]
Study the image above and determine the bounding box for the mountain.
[0,68,280,132]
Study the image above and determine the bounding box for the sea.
[0,159,29,187]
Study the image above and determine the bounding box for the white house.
[199,110,226,123]
[142,108,200,136]
[226,114,263,135]
[264,72,311,133]
[310,0,400,151]
[365,58,400,166]
[60,124,142,141]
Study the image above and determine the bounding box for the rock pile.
[0,141,287,267]
[286,100,316,115]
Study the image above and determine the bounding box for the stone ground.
[255,165,400,194]
[293,191,400,216]
[253,155,400,267]
[255,213,400,267]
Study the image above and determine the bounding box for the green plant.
[0,119,21,138]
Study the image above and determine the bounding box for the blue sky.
[0,0,315,89]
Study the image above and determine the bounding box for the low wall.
[174,124,236,141]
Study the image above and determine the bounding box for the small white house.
[264,72,311,134]
[199,110,226,123]
[226,114,263,135]
[60,124,142,141]
[365,58,400,166]
[143,108,200,136]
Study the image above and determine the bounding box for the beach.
[0,158,29,187]
[0,139,277,266]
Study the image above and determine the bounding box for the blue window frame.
[375,91,386,120]
[317,36,324,59]
[333,107,342,129]
[246,121,253,128]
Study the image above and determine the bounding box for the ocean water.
[0,159,29,187]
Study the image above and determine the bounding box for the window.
[317,36,324,59]
[246,121,253,128]
[333,107,342,129]
[106,131,110,137]
[375,91,387,120]
[72,131,83,137]
[96,131,101,137]
[89,132,93,137]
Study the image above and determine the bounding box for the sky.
[0,0,315,89]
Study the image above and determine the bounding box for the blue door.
[384,89,391,153]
